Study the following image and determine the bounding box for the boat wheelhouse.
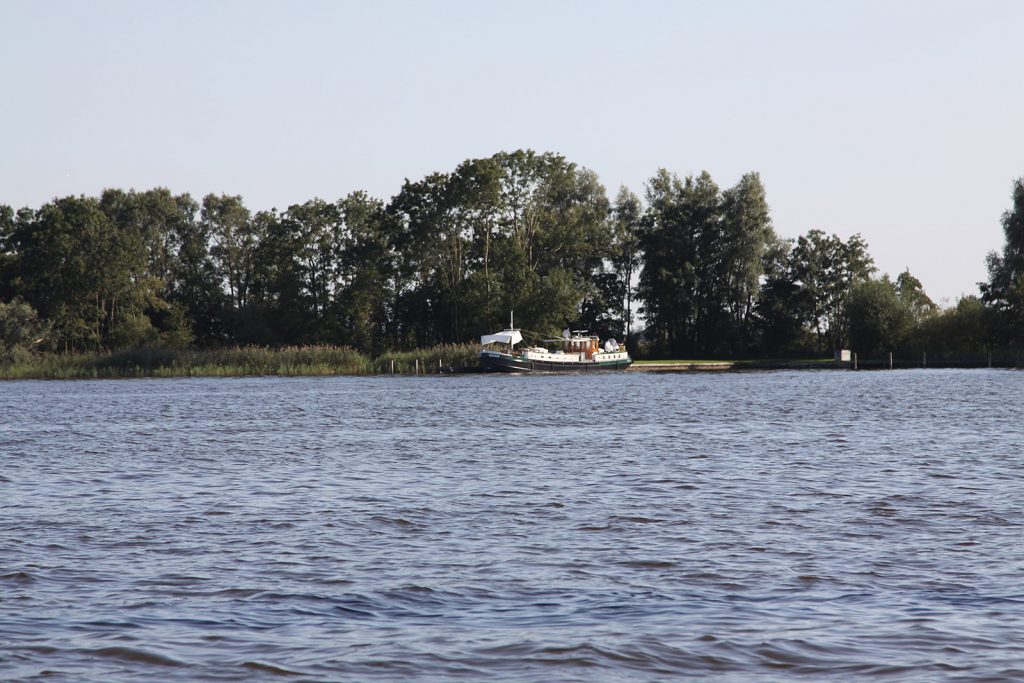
[479,316,632,373]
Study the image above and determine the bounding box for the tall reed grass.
[0,343,483,379]
[0,345,372,379]
[373,343,482,375]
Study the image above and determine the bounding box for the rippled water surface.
[2,370,1024,681]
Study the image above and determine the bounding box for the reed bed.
[0,352,94,380]
[0,343,483,379]
[373,343,482,375]
[0,345,371,379]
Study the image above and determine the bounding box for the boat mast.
[510,310,515,352]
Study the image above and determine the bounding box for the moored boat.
[479,315,631,373]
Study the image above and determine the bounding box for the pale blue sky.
[3,0,1022,303]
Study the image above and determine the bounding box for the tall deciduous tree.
[337,191,393,354]
[488,150,612,338]
[914,295,992,358]
[386,150,613,346]
[6,195,154,350]
[847,276,912,357]
[637,169,776,356]
[279,199,344,340]
[99,188,196,346]
[388,171,469,346]
[789,229,874,352]
[720,172,774,351]
[0,299,48,362]
[0,205,17,301]
[168,199,224,346]
[637,169,701,356]
[981,176,1024,343]
[203,194,257,312]
[753,234,812,354]
[895,269,937,322]
[607,186,642,341]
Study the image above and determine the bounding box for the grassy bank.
[631,354,1022,370]
[629,358,837,371]
[0,344,482,380]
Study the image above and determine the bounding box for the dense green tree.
[267,199,346,342]
[753,235,813,354]
[895,269,937,322]
[337,191,393,354]
[388,171,470,346]
[637,169,708,356]
[913,295,993,358]
[203,194,257,312]
[386,150,613,346]
[488,151,612,338]
[451,157,505,337]
[0,299,48,362]
[720,172,774,351]
[637,169,775,356]
[166,198,224,346]
[227,208,288,344]
[681,172,724,352]
[609,187,642,341]
[6,195,156,350]
[0,205,16,301]
[545,166,614,339]
[846,276,912,357]
[99,188,196,346]
[100,189,176,286]
[789,229,874,352]
[981,177,1024,343]
[240,194,392,349]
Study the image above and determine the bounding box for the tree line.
[1,150,1022,361]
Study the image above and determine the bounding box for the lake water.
[1,369,1023,682]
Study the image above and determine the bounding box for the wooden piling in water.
[889,352,893,369]
[853,352,857,370]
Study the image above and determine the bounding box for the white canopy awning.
[481,329,523,346]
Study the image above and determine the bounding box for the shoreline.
[629,358,1016,372]
[1,354,1015,380]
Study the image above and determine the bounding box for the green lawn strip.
[632,358,836,366]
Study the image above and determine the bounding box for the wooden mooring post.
[923,351,927,368]
[889,352,893,369]
[853,352,858,370]
[391,359,395,375]
[415,358,419,375]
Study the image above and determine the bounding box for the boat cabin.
[560,335,600,359]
